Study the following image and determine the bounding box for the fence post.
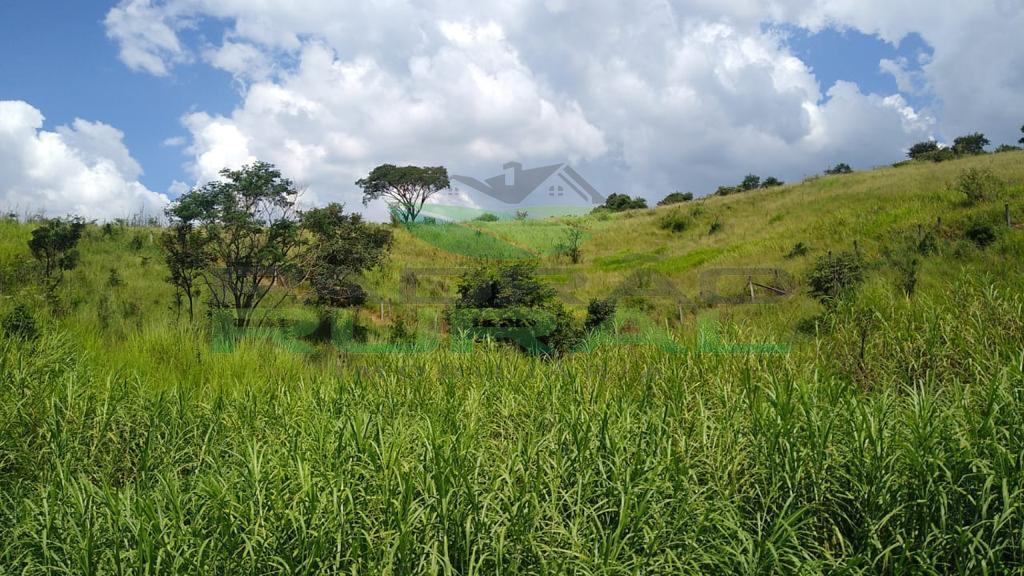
[748,276,755,304]
[1006,203,1012,228]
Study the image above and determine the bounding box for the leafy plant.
[28,217,85,289]
[955,167,1000,205]
[807,250,864,306]
[786,242,810,259]
[356,164,450,223]
[824,163,853,175]
[475,212,500,222]
[585,297,617,331]
[658,209,692,233]
[1,304,38,341]
[965,222,997,247]
[657,191,693,206]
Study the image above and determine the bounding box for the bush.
[955,168,1000,205]
[994,144,1021,153]
[2,304,38,342]
[515,210,529,220]
[597,193,648,212]
[657,192,693,206]
[907,140,939,159]
[585,298,617,331]
[917,148,956,163]
[475,212,500,222]
[952,132,989,156]
[708,218,723,235]
[786,242,810,259]
[658,210,692,233]
[808,251,864,306]
[740,174,761,191]
[965,222,997,247]
[760,177,784,188]
[824,163,853,175]
[448,262,581,356]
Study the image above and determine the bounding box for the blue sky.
[1,0,1020,219]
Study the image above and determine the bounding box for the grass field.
[2,152,1024,573]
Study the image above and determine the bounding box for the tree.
[159,222,207,321]
[165,161,301,326]
[300,203,393,340]
[740,174,761,191]
[760,177,784,188]
[357,164,449,223]
[907,140,939,160]
[952,132,989,155]
[28,217,85,290]
[1019,124,1024,145]
[825,163,853,175]
[955,167,999,205]
[598,193,647,212]
[657,191,693,206]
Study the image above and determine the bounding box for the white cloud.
[0,100,169,220]
[103,0,1019,213]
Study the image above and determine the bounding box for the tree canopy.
[356,164,449,223]
[657,191,693,206]
[907,141,940,160]
[28,217,85,289]
[952,133,989,156]
[165,161,301,325]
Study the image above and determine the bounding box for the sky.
[0,0,1022,220]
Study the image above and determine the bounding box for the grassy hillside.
[1,152,1023,573]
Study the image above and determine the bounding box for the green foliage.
[356,164,450,223]
[554,223,585,264]
[449,262,580,355]
[598,193,648,212]
[785,242,810,259]
[658,209,692,233]
[28,217,85,288]
[995,144,1021,153]
[474,212,500,222]
[715,185,740,196]
[824,163,853,175]
[952,132,990,155]
[106,268,124,288]
[965,221,997,247]
[907,140,940,159]
[301,203,393,309]
[917,147,956,162]
[955,167,1000,204]
[807,250,864,306]
[515,210,529,220]
[740,174,761,191]
[165,161,302,325]
[1,303,38,341]
[159,223,206,321]
[584,297,616,331]
[760,176,784,188]
[708,217,723,234]
[657,191,693,206]
[1020,124,1024,145]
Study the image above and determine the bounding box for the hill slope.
[1,152,1023,572]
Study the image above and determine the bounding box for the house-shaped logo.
[451,162,605,206]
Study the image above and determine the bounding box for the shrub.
[658,210,692,233]
[28,217,85,289]
[475,212,500,222]
[824,163,853,175]
[585,298,617,331]
[657,191,693,206]
[917,148,956,163]
[760,177,784,188]
[907,140,939,159]
[1,304,38,342]
[994,144,1021,153]
[554,223,585,264]
[955,168,1000,205]
[515,210,529,220]
[808,251,864,306]
[965,222,997,247]
[786,242,810,259]
[448,262,581,356]
[740,174,761,191]
[107,268,124,288]
[597,193,648,212]
[708,218,723,235]
[715,185,740,196]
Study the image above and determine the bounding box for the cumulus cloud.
[102,0,1020,213]
[0,100,169,220]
